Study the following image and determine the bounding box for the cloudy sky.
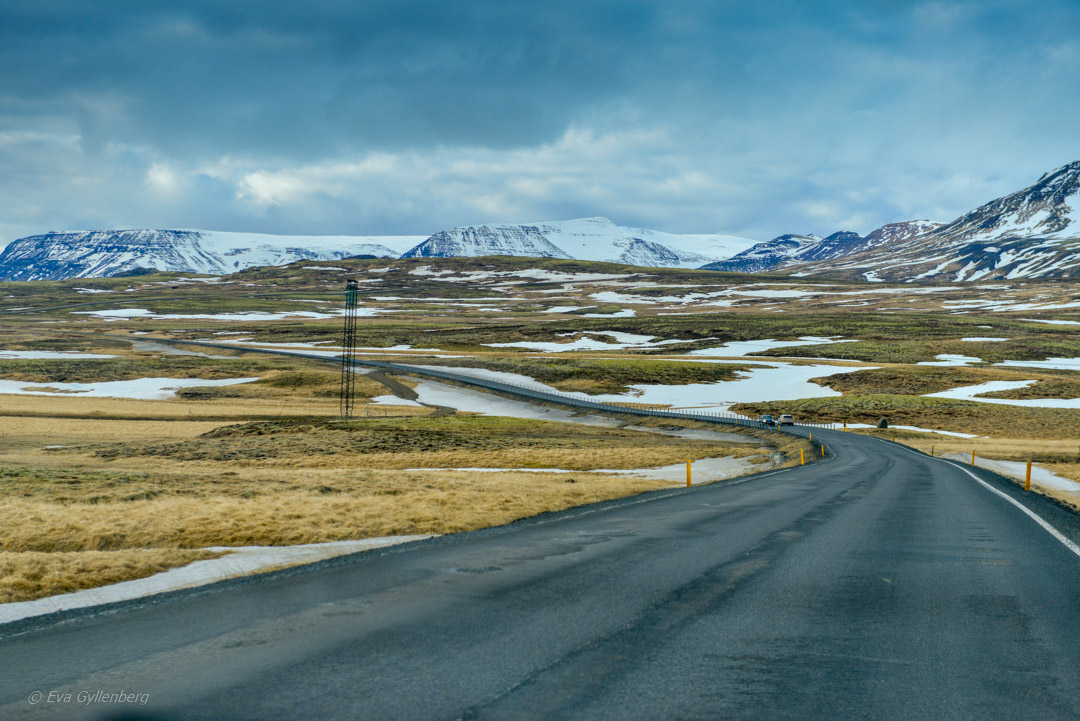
[2,0,1079,247]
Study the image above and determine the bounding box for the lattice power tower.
[339,279,360,417]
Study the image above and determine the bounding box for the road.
[3,429,1080,720]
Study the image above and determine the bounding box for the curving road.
[3,427,1080,720]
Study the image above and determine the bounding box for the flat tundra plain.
[1,256,1079,605]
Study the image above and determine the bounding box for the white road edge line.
[877,437,1080,561]
[942,460,1080,559]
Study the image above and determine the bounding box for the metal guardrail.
[339,357,837,432]
[72,333,838,432]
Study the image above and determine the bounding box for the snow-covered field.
[406,360,868,413]
[917,354,984,367]
[0,376,258,400]
[484,331,695,352]
[688,337,851,357]
[925,379,1080,408]
[996,357,1080,371]
[73,308,368,321]
[0,350,117,359]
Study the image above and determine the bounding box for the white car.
[778,414,795,426]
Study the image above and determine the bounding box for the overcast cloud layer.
[2,0,1079,247]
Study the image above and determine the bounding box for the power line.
[339,279,360,417]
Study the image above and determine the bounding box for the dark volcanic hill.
[701,220,942,274]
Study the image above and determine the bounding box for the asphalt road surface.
[4,428,1080,720]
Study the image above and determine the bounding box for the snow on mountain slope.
[0,229,422,281]
[792,161,1080,281]
[861,220,944,248]
[401,217,758,268]
[698,233,823,273]
[701,219,946,274]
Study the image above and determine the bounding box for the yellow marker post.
[820,445,825,458]
[930,445,934,457]
[686,459,691,487]
[1026,460,1032,491]
[843,422,848,431]
[892,432,896,443]
[971,450,976,466]
[809,432,812,442]
[800,449,805,465]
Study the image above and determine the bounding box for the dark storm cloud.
[0,0,665,155]
[1,1,1080,244]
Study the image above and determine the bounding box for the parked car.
[778,414,795,426]
[759,414,776,427]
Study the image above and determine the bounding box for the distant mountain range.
[400,217,755,268]
[0,230,424,282]
[2,161,1079,281]
[0,218,757,281]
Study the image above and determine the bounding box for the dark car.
[759,414,776,427]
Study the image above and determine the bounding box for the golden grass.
[0,469,673,553]
[0,393,338,419]
[0,392,429,422]
[2,416,226,446]
[0,398,790,603]
[0,548,222,603]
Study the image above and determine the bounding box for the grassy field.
[0,375,794,602]
[2,255,1080,604]
[404,356,750,393]
[811,364,1080,396]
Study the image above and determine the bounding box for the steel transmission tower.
[339,279,360,417]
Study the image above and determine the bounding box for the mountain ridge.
[0,218,759,280]
[788,161,1080,281]
[400,217,755,269]
[5,161,1080,282]
[0,229,422,281]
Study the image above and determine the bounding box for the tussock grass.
[84,415,764,466]
[0,549,222,603]
[0,470,674,554]
[0,356,278,383]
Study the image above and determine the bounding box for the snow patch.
[0,376,258,400]
[0,350,117,359]
[0,536,434,625]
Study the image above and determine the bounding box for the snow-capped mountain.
[700,219,946,274]
[0,229,423,281]
[861,219,943,247]
[784,231,866,263]
[792,161,1080,281]
[401,217,758,269]
[698,234,822,273]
